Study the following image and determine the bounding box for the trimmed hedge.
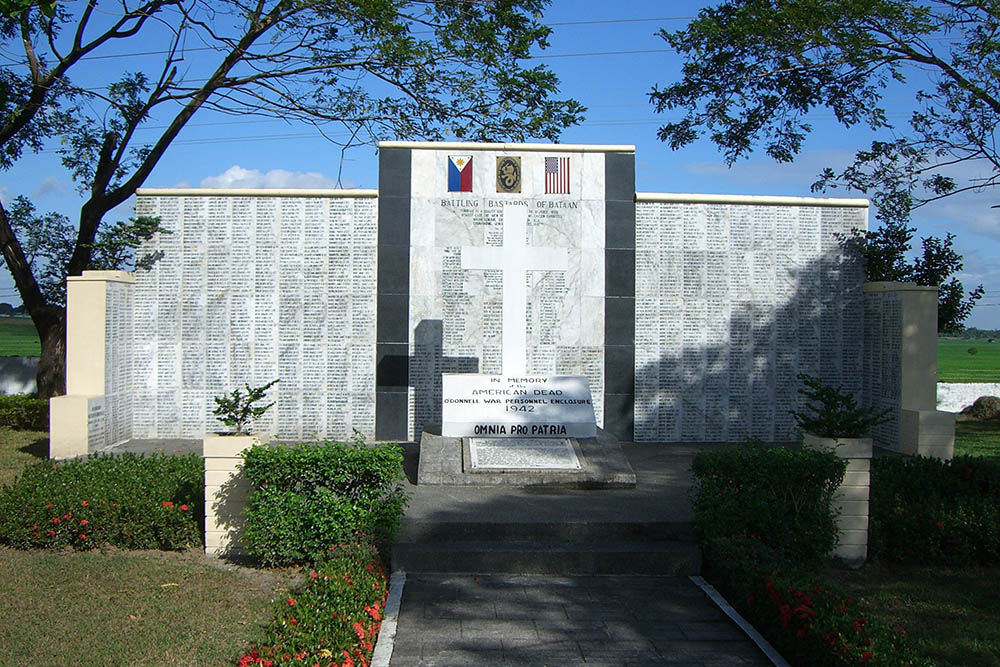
[691,444,846,564]
[870,455,1000,564]
[704,536,930,667]
[242,436,407,566]
[0,394,48,431]
[0,452,203,550]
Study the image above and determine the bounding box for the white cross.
[461,205,568,375]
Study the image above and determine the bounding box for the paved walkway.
[386,573,771,666]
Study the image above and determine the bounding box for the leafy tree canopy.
[651,0,993,332]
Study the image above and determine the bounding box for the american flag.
[544,156,570,194]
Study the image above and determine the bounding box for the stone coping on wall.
[636,192,870,207]
[135,188,378,198]
[863,281,939,293]
[68,270,135,283]
[378,140,636,153]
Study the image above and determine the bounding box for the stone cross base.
[417,426,635,488]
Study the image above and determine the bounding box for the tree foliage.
[860,220,984,333]
[0,0,584,396]
[651,0,1000,215]
[650,0,994,332]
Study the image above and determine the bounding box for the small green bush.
[242,434,407,566]
[0,394,48,431]
[691,443,846,564]
[704,536,931,667]
[0,452,203,550]
[238,538,388,666]
[790,373,890,438]
[870,455,1000,565]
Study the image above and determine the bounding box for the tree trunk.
[33,306,65,399]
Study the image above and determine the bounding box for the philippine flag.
[448,155,473,192]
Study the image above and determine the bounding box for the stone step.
[397,520,694,544]
[391,540,701,575]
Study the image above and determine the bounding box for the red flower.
[47,529,55,536]
[51,517,60,524]
[896,627,907,635]
[287,597,296,606]
[353,621,365,639]
[162,501,174,509]
[288,617,297,626]
[81,500,88,506]
[79,534,86,540]
[180,504,189,511]
[80,520,88,526]
[860,650,874,662]
[310,571,318,579]
[44,503,52,509]
[31,525,37,530]
[295,652,306,660]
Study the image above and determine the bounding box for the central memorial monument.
[375,142,635,485]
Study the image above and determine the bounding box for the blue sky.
[2,0,998,327]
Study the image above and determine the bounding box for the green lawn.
[939,338,1000,383]
[955,418,1000,459]
[0,428,301,665]
[0,547,303,666]
[824,565,1000,667]
[0,316,40,357]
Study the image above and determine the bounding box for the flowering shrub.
[0,452,202,550]
[242,435,407,566]
[691,443,846,564]
[705,536,931,667]
[870,455,1000,565]
[238,538,389,667]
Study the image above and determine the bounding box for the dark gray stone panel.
[605,199,636,250]
[377,293,409,344]
[605,297,635,346]
[377,243,409,294]
[605,345,636,395]
[376,196,410,247]
[376,342,409,388]
[378,147,411,198]
[375,390,408,440]
[606,249,636,297]
[604,152,636,202]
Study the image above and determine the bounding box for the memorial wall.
[131,190,379,441]
[53,142,877,454]
[633,195,868,442]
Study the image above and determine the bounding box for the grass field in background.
[939,338,1000,383]
[0,317,39,357]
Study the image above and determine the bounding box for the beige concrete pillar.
[804,433,871,568]
[49,271,134,459]
[864,281,954,458]
[204,434,258,558]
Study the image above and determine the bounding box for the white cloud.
[200,165,343,189]
[33,176,70,198]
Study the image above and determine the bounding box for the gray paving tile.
[422,599,496,619]
[461,619,538,641]
[387,574,773,666]
[678,620,752,641]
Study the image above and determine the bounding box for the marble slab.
[468,437,581,470]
